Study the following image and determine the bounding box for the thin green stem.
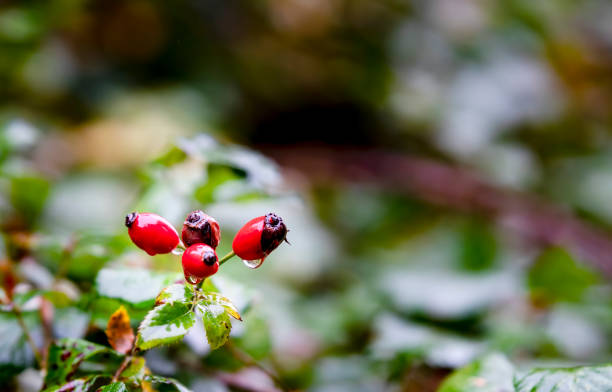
[54,234,77,283]
[196,278,206,291]
[13,303,42,368]
[195,251,236,289]
[172,241,186,256]
[191,285,201,309]
[218,251,236,266]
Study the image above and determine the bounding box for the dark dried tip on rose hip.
[202,249,218,266]
[261,213,287,255]
[186,210,203,224]
[125,212,138,228]
[182,210,220,248]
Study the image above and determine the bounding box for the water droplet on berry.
[242,258,265,269]
[185,275,201,285]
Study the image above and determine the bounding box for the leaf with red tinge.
[144,375,192,392]
[43,375,109,392]
[98,381,128,392]
[106,306,135,354]
[44,339,120,389]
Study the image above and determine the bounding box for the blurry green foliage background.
[2,0,612,391]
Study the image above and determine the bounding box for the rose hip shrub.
[125,208,287,348]
[0,135,294,392]
[4,132,612,392]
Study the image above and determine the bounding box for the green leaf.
[156,283,195,306]
[234,314,271,360]
[205,293,242,321]
[89,298,148,330]
[144,375,192,392]
[203,276,252,315]
[42,290,73,307]
[119,356,147,381]
[153,146,188,167]
[528,247,599,304]
[459,219,497,271]
[198,279,240,349]
[96,269,181,309]
[44,338,119,388]
[200,278,219,293]
[34,233,130,282]
[0,310,42,367]
[194,164,244,204]
[98,382,127,392]
[43,375,109,392]
[53,307,90,339]
[12,289,46,307]
[515,364,612,392]
[199,302,232,350]
[438,353,514,392]
[10,175,50,227]
[137,302,196,350]
[100,382,128,392]
[176,135,281,191]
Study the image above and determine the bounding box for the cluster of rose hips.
[125,210,288,284]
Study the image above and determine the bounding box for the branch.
[265,146,612,277]
[112,344,137,382]
[112,356,132,382]
[13,302,42,368]
[39,298,54,371]
[226,341,288,392]
[173,353,283,392]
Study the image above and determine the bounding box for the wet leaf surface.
[515,365,612,392]
[98,381,127,392]
[144,374,192,392]
[155,284,195,306]
[0,310,42,368]
[438,353,514,392]
[96,269,182,309]
[44,339,120,389]
[119,356,147,381]
[199,302,232,350]
[42,375,109,392]
[137,302,196,350]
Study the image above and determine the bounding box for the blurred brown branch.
[266,146,612,277]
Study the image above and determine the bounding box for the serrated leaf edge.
[204,293,242,321]
[136,303,196,350]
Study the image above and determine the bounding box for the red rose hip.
[232,213,288,262]
[181,210,221,248]
[182,244,219,284]
[125,212,179,256]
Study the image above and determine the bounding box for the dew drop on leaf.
[242,258,265,269]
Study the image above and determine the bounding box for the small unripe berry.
[181,210,221,248]
[232,213,287,261]
[182,243,219,284]
[125,212,179,256]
